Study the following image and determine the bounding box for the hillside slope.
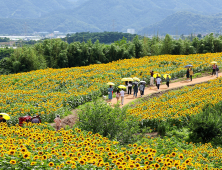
[1,0,222,34]
[138,12,222,35]
[0,0,73,18]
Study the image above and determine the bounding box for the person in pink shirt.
[115,90,121,103]
[54,115,61,131]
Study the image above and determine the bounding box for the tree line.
[64,32,143,44]
[0,33,222,74]
[0,37,10,42]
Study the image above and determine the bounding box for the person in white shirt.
[120,89,125,105]
[156,77,161,90]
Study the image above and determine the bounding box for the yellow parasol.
[0,113,10,120]
[133,77,140,81]
[107,82,115,86]
[163,74,171,79]
[153,73,161,78]
[118,85,127,89]
[121,78,133,81]
[211,61,217,64]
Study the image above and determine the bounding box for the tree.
[161,34,173,54]
[57,50,68,68]
[133,35,143,58]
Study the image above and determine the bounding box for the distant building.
[127,29,135,34]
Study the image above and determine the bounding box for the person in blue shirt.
[108,85,113,101]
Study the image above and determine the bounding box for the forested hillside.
[1,33,222,75]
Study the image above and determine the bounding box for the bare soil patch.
[51,109,79,128]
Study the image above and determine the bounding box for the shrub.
[188,102,222,145]
[77,100,141,144]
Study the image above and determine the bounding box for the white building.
[127,29,136,34]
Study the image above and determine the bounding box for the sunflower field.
[0,123,221,170]
[128,77,222,129]
[0,53,222,124]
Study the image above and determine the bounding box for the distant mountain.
[1,0,222,34]
[0,0,73,18]
[138,12,222,35]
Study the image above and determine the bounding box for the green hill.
[138,12,222,35]
[0,0,73,18]
[1,0,222,34]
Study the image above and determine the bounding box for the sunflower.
[33,155,39,160]
[149,157,154,161]
[66,160,71,164]
[38,151,43,155]
[179,154,184,159]
[79,159,85,165]
[42,155,47,160]
[48,162,54,167]
[129,164,135,169]
[30,162,37,166]
[8,150,15,155]
[10,160,16,165]
[23,153,29,159]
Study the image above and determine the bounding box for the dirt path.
[52,73,221,128]
[110,73,222,107]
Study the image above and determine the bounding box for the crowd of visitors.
[108,63,220,105]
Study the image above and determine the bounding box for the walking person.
[186,68,190,81]
[115,90,121,103]
[125,81,128,93]
[189,68,193,81]
[128,82,132,95]
[0,115,6,123]
[212,64,216,76]
[166,75,170,88]
[139,83,144,97]
[150,70,154,86]
[156,76,161,90]
[155,74,160,87]
[142,83,146,95]
[120,89,125,105]
[133,82,138,97]
[54,115,62,131]
[108,85,113,101]
[216,65,219,78]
